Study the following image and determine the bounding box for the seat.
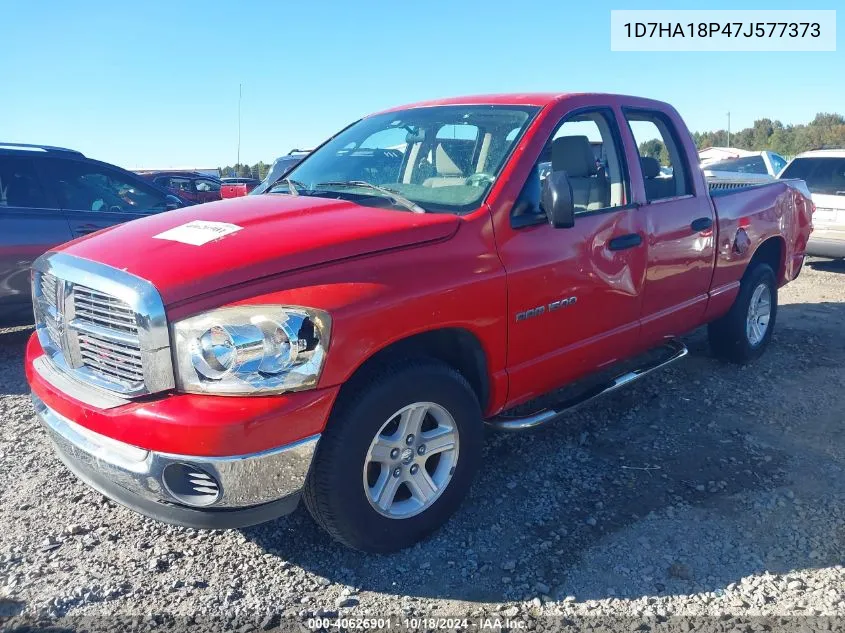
[640,156,676,201]
[423,144,468,188]
[550,135,609,211]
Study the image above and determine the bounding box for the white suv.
[780,149,845,259]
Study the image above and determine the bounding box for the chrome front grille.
[71,284,145,387]
[32,253,174,398]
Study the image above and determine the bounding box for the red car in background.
[143,171,222,205]
[220,177,261,199]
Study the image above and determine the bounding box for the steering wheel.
[465,173,496,187]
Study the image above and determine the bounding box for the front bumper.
[33,394,319,529]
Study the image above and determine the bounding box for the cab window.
[625,110,692,201]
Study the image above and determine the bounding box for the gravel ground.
[1,258,844,632]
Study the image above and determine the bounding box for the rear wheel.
[708,263,778,364]
[303,359,483,552]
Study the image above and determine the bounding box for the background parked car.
[249,150,311,195]
[780,149,845,259]
[142,171,222,205]
[0,142,183,325]
[220,177,261,199]
[702,150,788,190]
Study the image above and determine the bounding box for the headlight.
[172,305,331,395]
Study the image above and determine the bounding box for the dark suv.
[0,143,183,326]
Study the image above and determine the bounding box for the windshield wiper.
[280,178,309,196]
[316,180,425,214]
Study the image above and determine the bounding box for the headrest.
[551,136,597,178]
[435,143,464,176]
[640,156,660,179]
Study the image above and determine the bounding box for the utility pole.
[236,83,242,171]
[727,111,731,147]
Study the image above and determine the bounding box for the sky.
[0,0,841,169]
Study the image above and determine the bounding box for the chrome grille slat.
[72,309,139,333]
[70,319,139,346]
[79,353,143,378]
[41,274,58,309]
[78,344,144,371]
[73,298,135,317]
[76,333,142,359]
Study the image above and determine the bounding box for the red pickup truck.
[26,93,813,553]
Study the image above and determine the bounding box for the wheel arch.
[338,327,491,412]
[747,235,786,285]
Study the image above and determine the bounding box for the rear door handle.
[691,217,713,232]
[608,233,643,251]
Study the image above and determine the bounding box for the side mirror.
[541,171,575,229]
[165,194,183,210]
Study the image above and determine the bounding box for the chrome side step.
[486,340,689,431]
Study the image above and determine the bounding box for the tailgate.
[811,193,845,230]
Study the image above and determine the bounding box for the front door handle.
[608,233,643,251]
[691,217,713,232]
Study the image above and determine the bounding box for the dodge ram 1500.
[25,93,813,552]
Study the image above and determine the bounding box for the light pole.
[236,83,242,174]
[727,111,731,147]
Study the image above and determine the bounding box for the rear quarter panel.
[707,181,812,318]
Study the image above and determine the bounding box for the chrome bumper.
[32,394,320,529]
[807,235,845,259]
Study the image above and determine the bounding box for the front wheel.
[708,262,778,364]
[303,359,483,552]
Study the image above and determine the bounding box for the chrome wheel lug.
[409,464,419,475]
[390,448,400,459]
[405,434,415,446]
[392,467,401,478]
[417,445,426,455]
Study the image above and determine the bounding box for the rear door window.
[780,157,845,196]
[0,157,50,209]
[625,111,693,201]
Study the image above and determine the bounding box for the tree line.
[640,112,845,164]
[218,161,271,180]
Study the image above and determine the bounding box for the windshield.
[268,105,539,214]
[780,157,845,196]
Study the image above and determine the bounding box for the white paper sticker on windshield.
[153,220,243,246]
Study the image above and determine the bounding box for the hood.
[60,194,460,305]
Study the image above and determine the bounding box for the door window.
[0,157,49,209]
[514,109,627,223]
[47,161,170,213]
[625,111,693,201]
[769,153,787,175]
[195,178,220,192]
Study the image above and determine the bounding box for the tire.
[303,359,483,553]
[708,262,778,364]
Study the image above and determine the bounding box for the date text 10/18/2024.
[306,617,528,630]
